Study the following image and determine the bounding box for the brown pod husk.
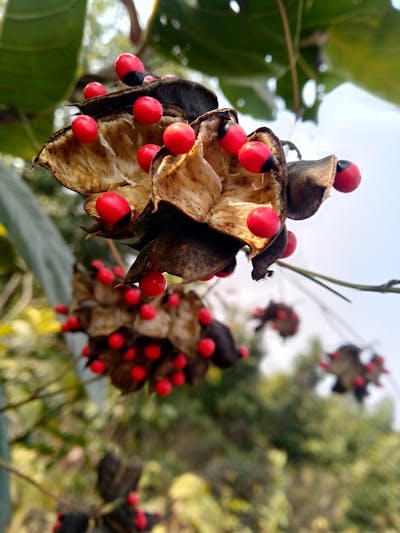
[253,300,299,338]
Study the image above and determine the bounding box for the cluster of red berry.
[55,261,246,396]
[252,301,300,339]
[318,344,389,402]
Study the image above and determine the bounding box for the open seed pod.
[253,300,299,338]
[35,75,339,283]
[60,263,242,395]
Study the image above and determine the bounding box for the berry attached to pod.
[83,82,107,99]
[108,332,125,350]
[133,96,163,124]
[139,271,167,297]
[71,115,98,143]
[90,360,106,374]
[123,347,136,361]
[127,491,140,507]
[353,375,366,388]
[144,75,157,83]
[280,230,297,258]
[154,379,172,396]
[171,371,186,386]
[81,344,90,357]
[54,303,68,314]
[239,345,249,359]
[130,365,147,381]
[139,303,157,320]
[197,338,216,357]
[137,143,160,173]
[162,122,196,154]
[171,352,187,369]
[166,293,180,308]
[95,192,131,225]
[247,207,281,238]
[218,122,247,154]
[114,53,145,86]
[334,160,361,193]
[124,287,141,305]
[238,141,275,173]
[135,509,148,530]
[97,267,115,285]
[198,307,213,325]
[144,343,162,360]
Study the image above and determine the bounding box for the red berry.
[108,332,125,350]
[252,306,264,318]
[137,143,160,173]
[201,274,214,281]
[130,365,147,381]
[198,307,213,325]
[171,352,187,369]
[334,160,361,193]
[54,303,68,314]
[90,360,106,374]
[218,122,247,154]
[66,315,80,330]
[95,192,131,225]
[71,115,98,143]
[61,322,70,333]
[139,271,167,297]
[374,356,385,366]
[280,230,297,258]
[139,303,157,320]
[133,96,163,124]
[365,363,376,373]
[167,293,180,308]
[144,75,157,83]
[197,338,216,357]
[276,310,288,320]
[239,345,249,359]
[52,523,61,532]
[353,375,366,388]
[329,351,340,359]
[134,509,148,530]
[238,141,275,173]
[247,207,281,238]
[318,360,329,369]
[113,266,125,277]
[124,287,141,305]
[115,53,145,86]
[81,344,90,357]
[144,343,162,360]
[91,259,104,270]
[83,81,107,99]
[127,491,140,507]
[162,122,196,155]
[97,268,115,284]
[162,74,176,80]
[171,371,186,386]
[123,347,136,361]
[154,379,172,396]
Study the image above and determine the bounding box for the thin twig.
[119,0,143,45]
[0,273,22,315]
[106,239,126,273]
[276,0,300,117]
[3,272,33,321]
[277,261,400,295]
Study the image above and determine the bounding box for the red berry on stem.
[139,303,157,320]
[247,207,281,238]
[115,53,145,86]
[61,322,70,333]
[144,343,162,360]
[72,115,98,143]
[238,141,275,173]
[90,360,106,374]
[133,96,163,124]
[198,307,213,325]
[139,271,167,297]
[172,352,187,369]
[95,192,131,225]
[334,160,361,193]
[83,81,107,99]
[162,122,196,154]
[66,315,80,330]
[137,143,160,173]
[280,230,297,258]
[167,293,180,308]
[113,266,125,277]
[239,345,249,359]
[155,379,172,396]
[135,509,148,530]
[171,371,186,386]
[127,491,140,507]
[130,365,147,381]
[97,268,115,284]
[197,338,216,357]
[54,303,68,314]
[108,332,125,350]
[123,347,136,361]
[124,287,141,305]
[218,122,247,154]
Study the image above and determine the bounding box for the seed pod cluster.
[318,344,389,402]
[56,262,242,395]
[252,301,299,339]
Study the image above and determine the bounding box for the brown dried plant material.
[253,300,300,339]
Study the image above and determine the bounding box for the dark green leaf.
[219,80,276,120]
[0,385,11,533]
[0,112,54,159]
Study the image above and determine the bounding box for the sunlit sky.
[133,1,400,427]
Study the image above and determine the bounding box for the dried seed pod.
[253,300,299,339]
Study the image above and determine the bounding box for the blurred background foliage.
[0,0,399,531]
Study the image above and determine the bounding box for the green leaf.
[0,385,11,533]
[0,161,104,408]
[219,80,276,120]
[0,112,54,159]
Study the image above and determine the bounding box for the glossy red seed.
[90,360,106,374]
[162,122,196,154]
[276,310,288,321]
[200,274,214,281]
[108,332,125,350]
[197,338,216,357]
[139,271,167,297]
[61,322,70,333]
[66,315,80,330]
[154,379,172,396]
[133,96,163,124]
[137,143,160,173]
[81,344,90,357]
[365,363,376,373]
[95,192,131,225]
[334,160,361,193]
[130,365,147,381]
[144,75,157,83]
[97,268,115,284]
[71,115,98,143]
[318,360,329,369]
[171,352,187,369]
[139,303,157,320]
[134,509,148,530]
[91,259,104,270]
[247,207,281,238]
[83,81,107,99]
[54,303,68,314]
[218,123,247,154]
[374,356,385,366]
[198,307,213,325]
[123,347,136,361]
[115,53,145,85]
[353,375,366,388]
[171,371,186,386]
[167,293,180,308]
[239,345,249,359]
[238,141,275,173]
[113,266,125,277]
[214,269,233,278]
[329,351,340,359]
[144,343,162,360]
[127,491,140,507]
[280,230,297,258]
[124,287,141,305]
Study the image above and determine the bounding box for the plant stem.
[106,239,126,273]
